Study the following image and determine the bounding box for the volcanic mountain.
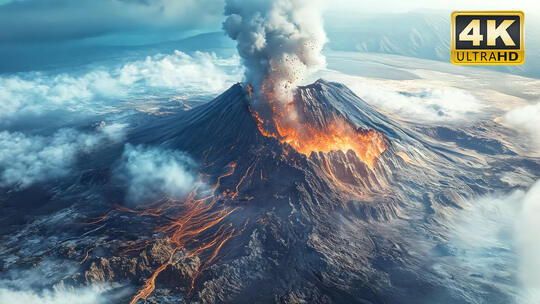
[136,79,408,217]
[83,79,520,303]
[3,79,535,304]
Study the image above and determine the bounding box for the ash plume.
[223,0,327,105]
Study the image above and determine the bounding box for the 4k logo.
[451,11,524,65]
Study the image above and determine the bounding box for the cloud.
[503,102,540,150]
[0,122,127,189]
[115,144,200,204]
[322,72,485,122]
[0,286,112,304]
[0,51,242,122]
[515,180,540,302]
[0,0,224,43]
[446,180,540,303]
[0,259,129,304]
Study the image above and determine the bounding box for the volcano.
[136,79,407,217]
[3,79,537,304]
[83,80,535,303]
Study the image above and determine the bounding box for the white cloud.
[0,123,127,189]
[116,144,200,204]
[516,180,540,302]
[0,51,242,121]
[447,180,540,303]
[317,71,485,122]
[0,285,112,304]
[359,86,483,122]
[503,102,540,150]
[0,259,129,304]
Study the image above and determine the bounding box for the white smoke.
[223,0,327,104]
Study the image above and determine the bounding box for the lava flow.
[248,85,387,168]
[273,117,387,168]
[128,164,243,304]
[83,163,246,304]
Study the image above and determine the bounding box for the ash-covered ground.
[1,78,539,303]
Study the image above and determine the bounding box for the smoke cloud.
[223,0,327,105]
[0,123,127,189]
[115,144,200,204]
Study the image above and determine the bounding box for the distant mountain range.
[324,11,540,78]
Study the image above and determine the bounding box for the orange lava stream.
[125,163,246,304]
[79,248,93,264]
[246,84,253,100]
[249,104,386,168]
[83,162,249,304]
[130,259,172,304]
[275,119,386,168]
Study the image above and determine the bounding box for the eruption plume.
[224,1,387,169]
[223,0,326,107]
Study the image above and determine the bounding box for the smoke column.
[223,0,386,168]
[223,0,327,106]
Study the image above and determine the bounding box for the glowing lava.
[83,163,250,304]
[273,117,386,168]
[248,86,387,168]
[128,165,241,304]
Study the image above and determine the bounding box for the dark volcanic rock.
[1,79,538,304]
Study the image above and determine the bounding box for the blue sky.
[1,0,539,77]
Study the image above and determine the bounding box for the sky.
[1,0,538,46]
[329,0,539,14]
[0,0,225,44]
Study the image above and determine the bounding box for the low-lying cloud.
[0,259,129,304]
[323,72,485,122]
[516,180,540,302]
[115,144,200,204]
[0,122,127,189]
[0,51,241,122]
[0,284,116,304]
[361,87,483,122]
[447,180,540,303]
[503,101,540,151]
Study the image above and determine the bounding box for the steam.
[223,0,327,104]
